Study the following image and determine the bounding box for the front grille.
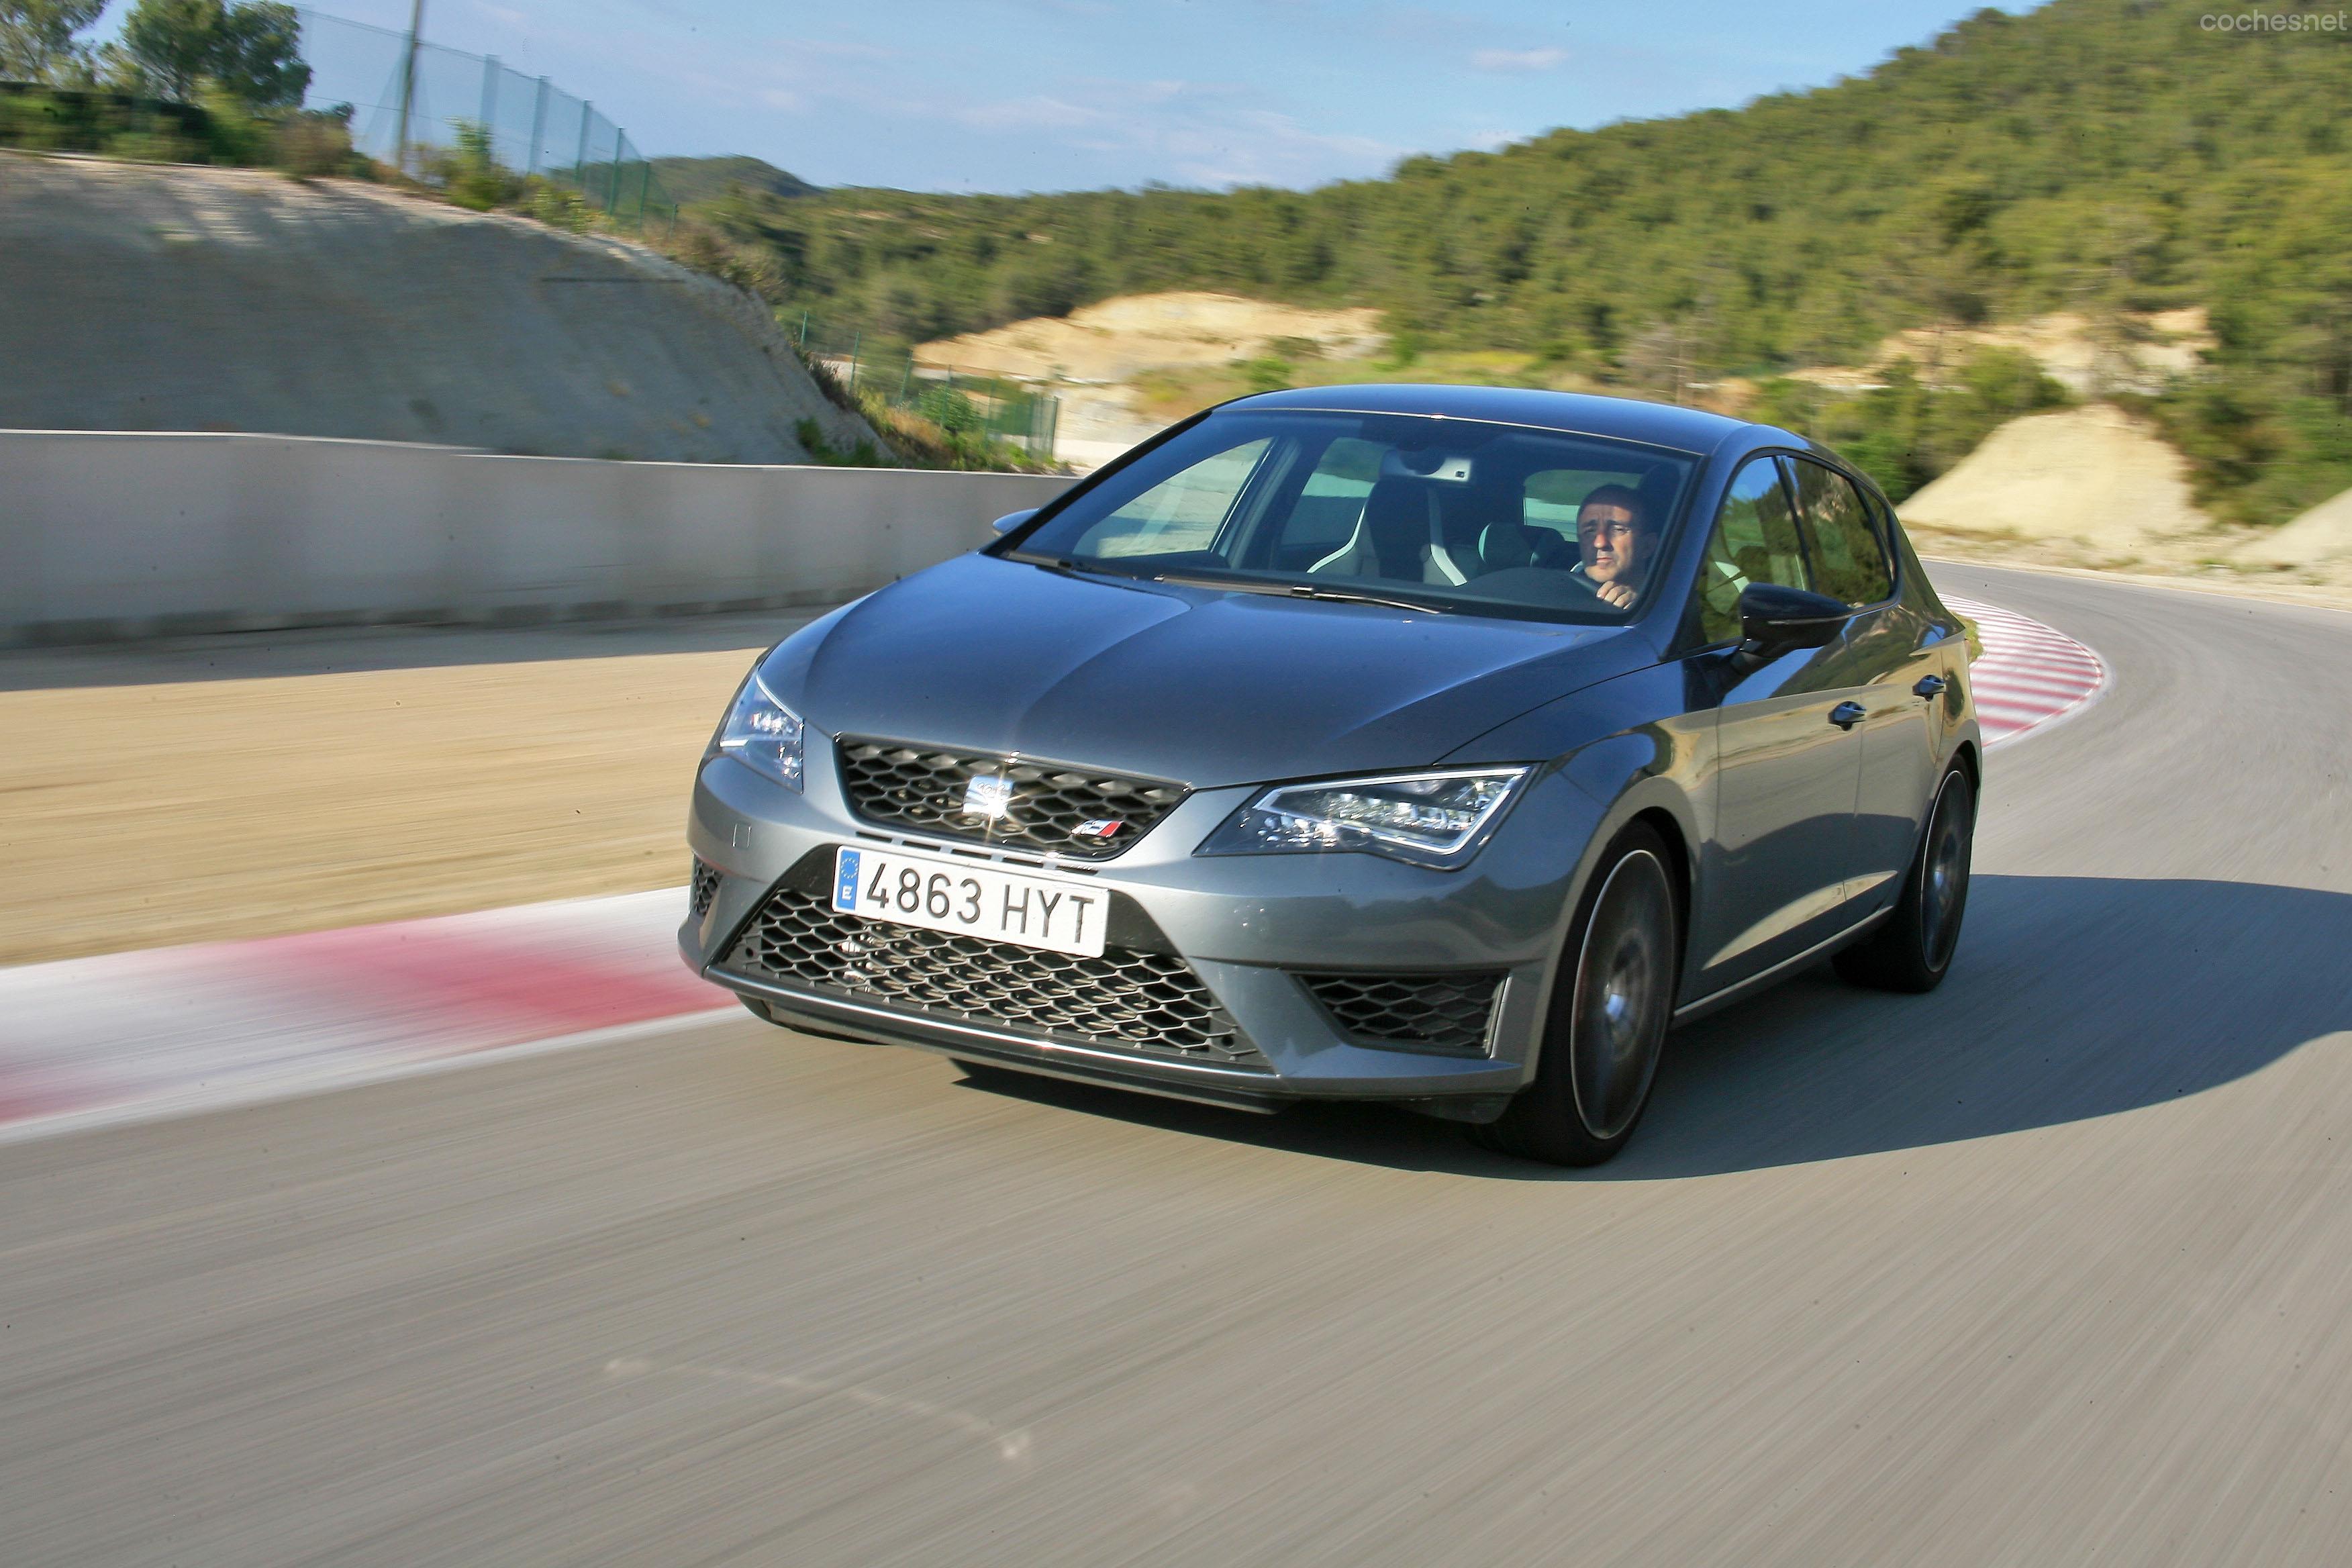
[689,858,722,919]
[1298,971,1506,1057]
[835,736,1186,860]
[720,856,1265,1069]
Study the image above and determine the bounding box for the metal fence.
[794,314,1060,460]
[293,7,675,230]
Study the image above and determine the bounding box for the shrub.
[270,103,355,179]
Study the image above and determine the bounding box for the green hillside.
[688,0,2352,523]
[650,154,816,206]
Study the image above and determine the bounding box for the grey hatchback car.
[682,386,1979,1165]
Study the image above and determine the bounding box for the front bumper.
[682,740,1609,1116]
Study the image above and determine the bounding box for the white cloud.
[955,95,1108,132]
[1471,46,1567,72]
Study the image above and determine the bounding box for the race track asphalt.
[3,563,2349,1566]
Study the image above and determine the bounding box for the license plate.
[831,845,1108,958]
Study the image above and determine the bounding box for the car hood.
[776,554,1644,787]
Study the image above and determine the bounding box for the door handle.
[1914,675,1947,698]
[1829,701,1866,730]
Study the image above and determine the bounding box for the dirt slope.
[1896,404,2220,564]
[0,152,877,462]
[2235,487,2352,568]
[914,291,1385,383]
[1790,309,2212,397]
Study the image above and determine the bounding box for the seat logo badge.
[963,774,1016,820]
[1072,818,1125,840]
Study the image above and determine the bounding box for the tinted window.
[1008,411,1697,626]
[1787,457,1894,606]
[1689,456,1810,645]
[1066,437,1268,558]
[1275,437,1381,571]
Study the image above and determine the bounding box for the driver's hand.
[1596,581,1638,608]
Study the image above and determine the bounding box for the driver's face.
[1577,503,1643,583]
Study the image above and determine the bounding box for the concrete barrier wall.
[1,431,1079,644]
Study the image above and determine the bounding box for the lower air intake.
[1297,971,1505,1057]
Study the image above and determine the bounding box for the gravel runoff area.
[0,607,836,967]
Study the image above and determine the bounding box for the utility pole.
[393,0,425,175]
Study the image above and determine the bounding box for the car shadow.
[952,875,2352,1179]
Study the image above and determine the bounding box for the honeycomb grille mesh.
[689,858,722,919]
[1298,971,1505,1057]
[722,871,1266,1069]
[835,737,1186,859]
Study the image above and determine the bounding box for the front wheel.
[1834,764,1974,993]
[1475,826,1681,1167]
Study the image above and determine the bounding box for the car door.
[1785,457,1939,911]
[1687,455,1872,997]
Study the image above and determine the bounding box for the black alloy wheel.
[1477,824,1681,1167]
[1834,764,1975,993]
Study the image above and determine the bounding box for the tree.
[211,0,305,109]
[115,0,307,109]
[0,0,105,82]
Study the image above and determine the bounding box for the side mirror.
[990,508,1036,536]
[1735,583,1850,665]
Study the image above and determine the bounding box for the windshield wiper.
[1277,583,1450,614]
[1144,571,1445,614]
[1014,553,1145,583]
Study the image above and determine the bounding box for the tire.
[1475,825,1681,1167]
[1834,765,1975,993]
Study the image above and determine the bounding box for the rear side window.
[1787,457,1893,606]
[1689,456,1810,645]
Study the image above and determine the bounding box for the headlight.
[715,667,805,791]
[1197,766,1530,869]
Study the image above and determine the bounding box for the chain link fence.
[293,7,675,230]
[792,312,1060,460]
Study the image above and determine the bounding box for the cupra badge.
[963,774,1016,819]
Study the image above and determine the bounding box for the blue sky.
[113,1,2036,192]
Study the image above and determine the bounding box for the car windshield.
[1002,410,1698,624]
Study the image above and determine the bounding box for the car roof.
[1223,383,1754,456]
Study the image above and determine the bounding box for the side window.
[1689,456,1810,645]
[1787,458,1894,606]
[1073,437,1269,558]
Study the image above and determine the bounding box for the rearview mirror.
[990,508,1036,536]
[1735,583,1850,665]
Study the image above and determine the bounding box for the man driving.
[1574,483,1649,608]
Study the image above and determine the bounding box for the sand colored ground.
[1894,403,2352,601]
[2235,485,2352,567]
[1790,309,2211,397]
[914,291,1386,384]
[0,611,830,967]
[1898,403,2221,560]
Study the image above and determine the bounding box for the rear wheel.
[1834,765,1974,993]
[1476,826,1680,1167]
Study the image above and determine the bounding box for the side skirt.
[1669,904,1894,1027]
